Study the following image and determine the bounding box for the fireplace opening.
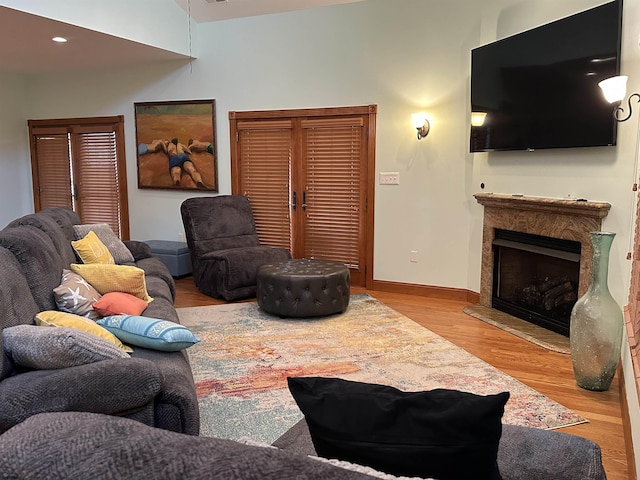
[492,229,581,337]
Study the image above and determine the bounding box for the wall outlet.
[410,250,418,263]
[178,232,186,242]
[379,172,400,185]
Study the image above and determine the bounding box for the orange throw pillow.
[93,292,148,317]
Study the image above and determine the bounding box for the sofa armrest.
[124,240,153,261]
[498,425,606,480]
[0,412,380,480]
[0,357,163,433]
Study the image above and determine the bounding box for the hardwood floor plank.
[174,277,629,479]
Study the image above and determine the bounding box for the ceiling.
[173,0,363,23]
[0,1,362,75]
[0,7,188,75]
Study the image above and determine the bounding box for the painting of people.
[135,100,217,191]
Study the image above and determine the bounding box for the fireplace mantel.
[474,193,611,307]
[474,193,611,218]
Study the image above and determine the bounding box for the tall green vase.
[569,232,624,391]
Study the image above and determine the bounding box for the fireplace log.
[538,276,569,293]
[554,291,577,308]
[543,281,575,310]
[517,285,541,305]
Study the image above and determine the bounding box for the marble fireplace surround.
[474,193,612,309]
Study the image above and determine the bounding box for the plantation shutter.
[301,117,364,268]
[73,124,126,237]
[28,116,129,239]
[236,120,293,251]
[30,127,73,210]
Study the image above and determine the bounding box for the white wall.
[0,73,32,227]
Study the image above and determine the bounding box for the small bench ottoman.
[257,259,350,318]
[145,240,192,277]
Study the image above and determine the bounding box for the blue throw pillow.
[97,315,200,352]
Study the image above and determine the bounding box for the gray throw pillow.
[73,223,134,264]
[53,269,102,320]
[3,324,129,370]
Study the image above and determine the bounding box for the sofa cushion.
[0,247,41,381]
[70,264,153,303]
[5,212,77,267]
[135,256,177,300]
[0,226,64,312]
[73,223,135,264]
[287,377,509,480]
[3,324,129,370]
[97,315,200,352]
[71,231,115,264]
[93,292,148,316]
[35,311,133,353]
[272,419,608,480]
[53,269,102,319]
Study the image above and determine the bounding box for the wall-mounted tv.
[470,0,623,153]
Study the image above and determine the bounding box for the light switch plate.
[379,172,400,185]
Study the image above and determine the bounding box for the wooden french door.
[230,105,376,288]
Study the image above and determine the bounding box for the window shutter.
[237,120,293,251]
[30,127,73,210]
[301,117,364,268]
[73,125,124,238]
[29,117,129,240]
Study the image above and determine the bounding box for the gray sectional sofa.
[0,207,199,435]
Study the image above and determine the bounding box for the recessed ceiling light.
[52,37,68,43]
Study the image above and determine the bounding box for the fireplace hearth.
[474,194,611,337]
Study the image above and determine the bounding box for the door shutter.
[301,117,365,269]
[237,120,293,251]
[30,127,73,210]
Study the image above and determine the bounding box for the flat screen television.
[470,0,623,152]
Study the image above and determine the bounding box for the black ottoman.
[256,259,350,318]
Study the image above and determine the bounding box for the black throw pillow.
[287,376,510,480]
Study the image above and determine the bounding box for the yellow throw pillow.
[71,231,115,265]
[70,264,153,303]
[35,310,133,353]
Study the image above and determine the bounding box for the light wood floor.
[174,278,630,480]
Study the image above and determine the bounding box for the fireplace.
[474,194,611,336]
[492,229,581,336]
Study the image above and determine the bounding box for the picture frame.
[134,99,217,191]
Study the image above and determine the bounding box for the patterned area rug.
[178,294,586,444]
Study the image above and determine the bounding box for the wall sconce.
[471,112,488,127]
[411,113,430,140]
[599,75,640,122]
[599,74,640,260]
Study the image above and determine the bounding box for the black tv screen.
[470,0,623,152]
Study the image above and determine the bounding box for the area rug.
[178,294,586,444]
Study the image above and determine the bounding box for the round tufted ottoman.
[256,259,350,318]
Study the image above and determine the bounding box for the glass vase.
[570,232,624,391]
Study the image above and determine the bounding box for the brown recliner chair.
[180,195,291,301]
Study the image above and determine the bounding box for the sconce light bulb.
[471,112,487,127]
[599,75,628,104]
[411,113,430,140]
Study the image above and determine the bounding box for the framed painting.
[134,99,217,191]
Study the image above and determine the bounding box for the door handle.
[291,191,297,211]
[302,191,307,211]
